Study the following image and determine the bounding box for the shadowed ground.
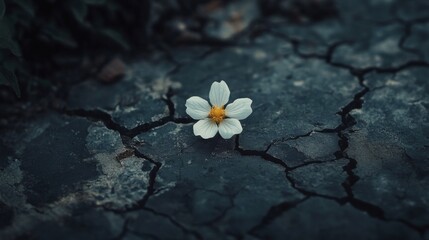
[1,0,429,239]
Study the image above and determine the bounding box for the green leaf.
[0,19,12,39]
[0,68,21,97]
[13,0,35,16]
[3,55,23,72]
[0,71,6,85]
[68,0,88,23]
[99,28,130,50]
[43,24,78,48]
[0,37,22,56]
[0,0,5,20]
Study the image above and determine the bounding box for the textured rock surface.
[252,198,421,240]
[1,0,429,239]
[347,68,429,227]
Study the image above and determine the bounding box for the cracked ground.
[1,0,429,239]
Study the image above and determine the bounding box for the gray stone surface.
[268,18,345,56]
[331,23,418,69]
[288,159,348,198]
[67,56,176,130]
[267,132,339,167]
[404,21,429,62]
[347,67,429,226]
[1,0,429,239]
[28,209,125,240]
[137,123,303,238]
[171,38,360,151]
[253,198,421,240]
[396,0,429,21]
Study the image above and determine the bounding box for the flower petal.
[186,96,211,120]
[209,80,230,107]
[218,119,243,139]
[225,98,253,120]
[193,119,218,139]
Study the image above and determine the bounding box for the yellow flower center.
[209,105,226,124]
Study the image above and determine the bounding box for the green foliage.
[0,0,149,97]
[99,28,130,50]
[13,0,34,16]
[0,0,23,97]
[0,67,20,97]
[41,23,79,48]
[0,0,5,19]
[0,37,22,56]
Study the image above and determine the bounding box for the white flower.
[185,80,253,139]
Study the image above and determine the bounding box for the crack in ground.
[62,90,193,141]
[99,146,162,215]
[235,133,356,173]
[284,172,428,234]
[126,149,162,212]
[262,26,429,233]
[59,86,201,237]
[236,73,428,236]
[397,17,429,58]
[264,130,315,153]
[112,218,130,240]
[232,27,429,234]
[265,23,429,87]
[248,197,310,237]
[57,18,429,236]
[235,135,289,170]
[195,189,239,227]
[62,99,174,216]
[101,144,195,238]
[387,3,429,57]
[266,28,350,61]
[142,207,203,240]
